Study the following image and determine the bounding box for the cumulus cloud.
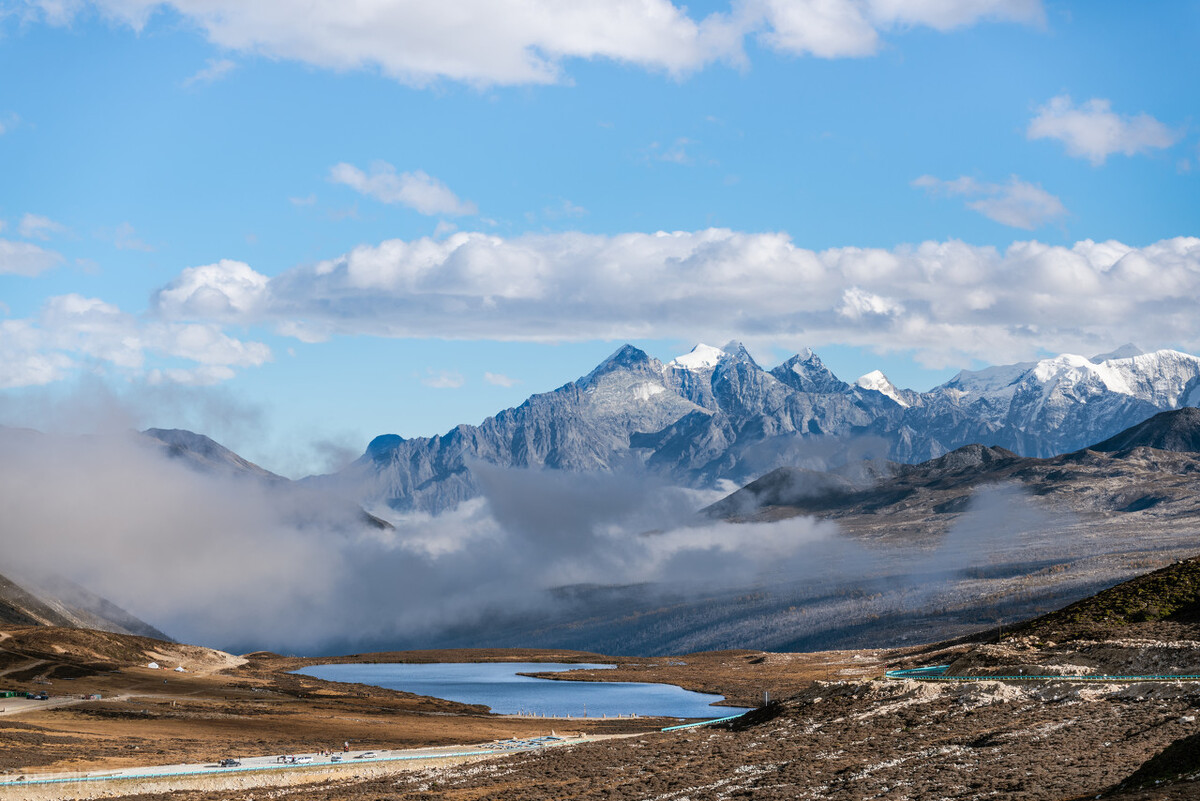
[18,213,68,241]
[149,229,1200,367]
[0,292,271,389]
[1027,95,1181,165]
[913,174,1067,229]
[27,0,1043,86]
[0,238,63,276]
[155,259,270,320]
[329,162,477,216]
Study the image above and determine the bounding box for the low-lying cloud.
[0,424,845,653]
[0,422,1106,656]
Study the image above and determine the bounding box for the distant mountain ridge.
[316,342,1200,513]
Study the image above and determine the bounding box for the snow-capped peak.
[668,343,726,371]
[1091,343,1144,363]
[856,370,909,407]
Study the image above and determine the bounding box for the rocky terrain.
[46,556,1199,801]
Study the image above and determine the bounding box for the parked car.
[218,759,241,767]
[330,754,342,762]
[355,752,377,759]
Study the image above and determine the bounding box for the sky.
[2,0,1198,477]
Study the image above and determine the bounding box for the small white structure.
[174,666,186,672]
[146,662,160,670]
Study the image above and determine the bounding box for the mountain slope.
[142,428,283,481]
[0,570,170,640]
[1090,407,1200,453]
[325,344,1200,513]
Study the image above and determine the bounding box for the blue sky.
[2,0,1198,475]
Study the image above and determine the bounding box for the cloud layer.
[0,424,841,652]
[152,230,1200,369]
[28,0,1044,86]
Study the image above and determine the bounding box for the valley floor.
[2,559,1200,801]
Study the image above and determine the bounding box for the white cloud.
[484,372,520,388]
[1027,95,1181,165]
[0,292,271,389]
[839,287,903,319]
[0,113,20,135]
[182,57,237,87]
[329,162,477,217]
[421,369,465,389]
[0,320,75,388]
[18,213,68,241]
[155,259,270,319]
[913,174,1067,229]
[289,194,317,207]
[29,0,1043,85]
[745,0,1042,58]
[149,229,1200,367]
[0,239,63,276]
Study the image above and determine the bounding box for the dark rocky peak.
[584,343,660,383]
[1090,407,1200,454]
[365,433,406,461]
[771,348,850,394]
[906,443,1020,475]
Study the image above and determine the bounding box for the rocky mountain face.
[323,342,1200,513]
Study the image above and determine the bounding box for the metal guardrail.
[885,665,1200,682]
[0,749,513,788]
[661,713,749,732]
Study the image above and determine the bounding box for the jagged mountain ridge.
[321,342,1200,513]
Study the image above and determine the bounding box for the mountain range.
[314,342,1200,513]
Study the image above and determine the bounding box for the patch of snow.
[855,370,909,407]
[668,343,726,371]
[631,382,666,401]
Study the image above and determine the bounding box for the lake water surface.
[295,662,750,719]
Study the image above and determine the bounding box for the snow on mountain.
[940,349,1200,410]
[770,349,850,394]
[1092,343,1144,362]
[667,343,726,371]
[855,370,910,407]
[314,343,1200,512]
